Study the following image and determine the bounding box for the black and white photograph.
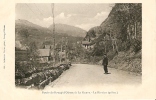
[1,0,156,99]
[15,3,142,90]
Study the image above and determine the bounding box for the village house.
[82,41,91,49]
[15,49,28,62]
[81,36,94,50]
[43,45,53,49]
[15,41,29,62]
[38,49,51,63]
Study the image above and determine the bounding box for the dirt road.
[44,64,141,89]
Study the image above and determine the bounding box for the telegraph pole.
[103,36,107,53]
[60,37,63,64]
[51,3,55,66]
[65,37,68,64]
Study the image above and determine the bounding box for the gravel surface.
[44,64,141,90]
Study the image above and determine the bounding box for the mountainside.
[85,3,142,53]
[15,19,83,49]
[48,23,86,37]
[16,19,44,29]
[83,3,142,74]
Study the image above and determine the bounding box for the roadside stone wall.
[15,64,71,89]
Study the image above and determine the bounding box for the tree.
[28,41,39,68]
[19,29,30,45]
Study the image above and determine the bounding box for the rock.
[15,79,21,85]
[15,72,25,79]
[21,77,33,86]
[37,72,46,82]
[49,70,57,78]
[45,70,51,77]
[31,73,40,86]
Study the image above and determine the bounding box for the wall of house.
[39,57,49,63]
[15,50,28,61]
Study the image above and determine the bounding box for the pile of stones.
[15,64,71,89]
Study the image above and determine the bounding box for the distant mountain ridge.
[15,19,84,48]
[48,23,86,37]
[16,19,86,37]
[16,19,46,30]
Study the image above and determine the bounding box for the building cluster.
[15,41,66,64]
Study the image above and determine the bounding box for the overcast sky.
[16,3,114,31]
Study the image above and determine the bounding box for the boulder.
[15,72,25,79]
[31,73,40,86]
[15,79,21,85]
[37,72,46,83]
[44,70,51,78]
[21,77,33,86]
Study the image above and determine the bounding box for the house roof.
[38,49,50,57]
[82,41,91,45]
[15,41,22,48]
[59,51,65,55]
[21,46,29,50]
[44,45,53,49]
[15,41,28,50]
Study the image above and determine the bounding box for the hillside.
[16,19,48,30]
[83,3,142,74]
[86,4,141,43]
[48,23,86,37]
[15,19,84,49]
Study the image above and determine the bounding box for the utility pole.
[60,37,63,64]
[51,3,55,66]
[134,21,137,39]
[114,38,118,54]
[103,36,107,53]
[65,37,68,64]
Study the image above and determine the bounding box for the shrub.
[131,39,141,53]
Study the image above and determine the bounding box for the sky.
[15,3,114,31]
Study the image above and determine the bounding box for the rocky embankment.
[15,64,71,89]
[109,51,141,75]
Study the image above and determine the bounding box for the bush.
[107,50,117,60]
[121,40,131,51]
[90,56,103,64]
[131,39,141,53]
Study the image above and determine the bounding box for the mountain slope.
[48,23,86,37]
[83,3,142,74]
[15,19,83,49]
[85,3,142,52]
